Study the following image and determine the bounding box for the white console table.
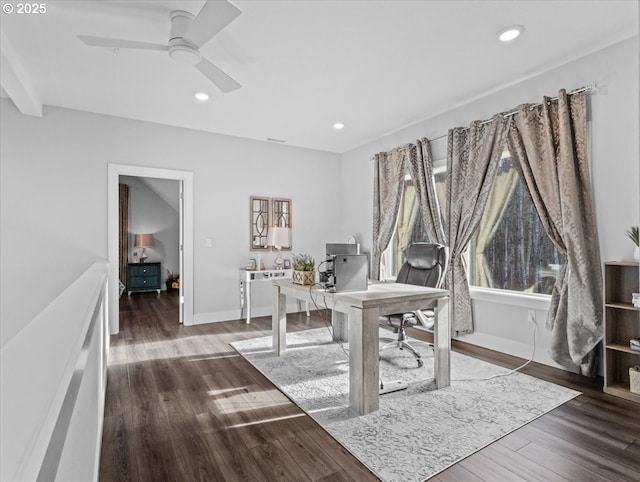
[239,268,309,324]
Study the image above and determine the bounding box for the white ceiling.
[1,0,637,153]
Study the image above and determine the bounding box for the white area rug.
[231,327,579,481]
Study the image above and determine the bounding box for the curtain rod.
[426,85,597,143]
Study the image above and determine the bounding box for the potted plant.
[166,270,180,292]
[291,253,315,285]
[627,226,639,261]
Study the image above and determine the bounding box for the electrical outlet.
[205,238,213,248]
[527,310,536,324]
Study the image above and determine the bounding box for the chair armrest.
[401,312,418,327]
[415,309,435,329]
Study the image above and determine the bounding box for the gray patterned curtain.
[371,147,409,280]
[507,90,602,375]
[119,184,129,287]
[445,115,509,334]
[406,138,447,244]
[472,167,519,288]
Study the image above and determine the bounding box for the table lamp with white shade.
[266,227,291,269]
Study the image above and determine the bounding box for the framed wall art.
[250,196,270,251]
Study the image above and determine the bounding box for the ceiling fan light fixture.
[194,92,209,102]
[78,1,242,93]
[169,44,201,65]
[499,25,524,42]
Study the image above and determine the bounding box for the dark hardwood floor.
[100,292,640,481]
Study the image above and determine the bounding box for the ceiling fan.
[78,0,242,93]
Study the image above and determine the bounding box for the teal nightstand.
[127,262,161,295]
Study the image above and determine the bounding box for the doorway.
[120,175,180,321]
[108,164,194,334]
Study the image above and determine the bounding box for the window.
[468,153,563,294]
[383,152,562,294]
[383,162,446,278]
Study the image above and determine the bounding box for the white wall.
[0,101,342,346]
[1,37,637,363]
[120,175,180,287]
[340,37,640,370]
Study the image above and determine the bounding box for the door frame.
[107,164,194,334]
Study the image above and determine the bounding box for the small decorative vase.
[293,270,315,285]
[634,246,640,262]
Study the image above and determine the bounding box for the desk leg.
[434,296,451,389]
[349,306,379,415]
[272,284,287,355]
[332,310,348,342]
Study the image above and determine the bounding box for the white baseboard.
[452,331,578,374]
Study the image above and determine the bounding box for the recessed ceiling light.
[499,25,524,42]
[333,122,345,130]
[194,92,209,102]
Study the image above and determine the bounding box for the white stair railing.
[1,262,109,482]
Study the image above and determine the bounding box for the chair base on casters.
[380,327,424,368]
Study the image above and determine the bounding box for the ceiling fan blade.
[183,0,241,48]
[195,57,241,93]
[77,35,168,51]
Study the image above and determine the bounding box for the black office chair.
[379,242,448,368]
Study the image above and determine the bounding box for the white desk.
[272,280,450,415]
[240,269,309,324]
